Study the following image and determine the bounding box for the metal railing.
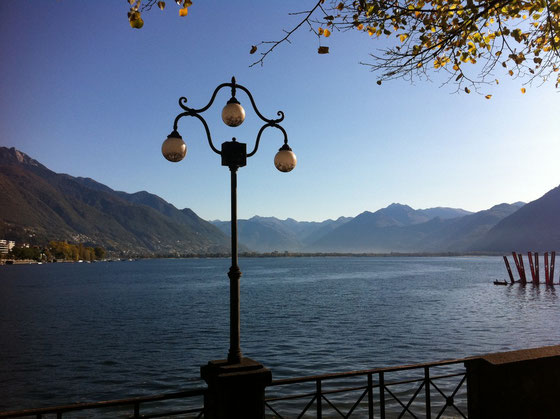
[1,357,472,419]
[0,388,205,419]
[265,357,472,418]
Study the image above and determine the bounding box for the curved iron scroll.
[247,123,288,157]
[172,77,287,158]
[173,111,221,155]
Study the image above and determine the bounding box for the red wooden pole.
[512,252,524,283]
[518,253,527,284]
[503,256,515,284]
[535,252,540,284]
[528,252,536,284]
[545,252,550,285]
[550,251,556,285]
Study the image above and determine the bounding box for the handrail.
[269,356,472,386]
[1,357,472,418]
[0,388,205,418]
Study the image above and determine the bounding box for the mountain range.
[211,216,352,252]
[305,202,526,253]
[211,202,531,253]
[0,147,230,255]
[2,146,559,255]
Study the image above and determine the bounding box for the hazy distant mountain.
[211,216,351,252]
[307,202,524,253]
[420,202,526,252]
[0,147,230,255]
[474,187,560,252]
[418,207,473,220]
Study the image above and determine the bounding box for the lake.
[1,256,559,413]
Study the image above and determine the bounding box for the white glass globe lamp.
[274,144,297,173]
[222,98,245,127]
[162,130,187,162]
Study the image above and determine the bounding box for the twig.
[250,1,324,67]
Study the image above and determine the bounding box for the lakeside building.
[0,239,15,254]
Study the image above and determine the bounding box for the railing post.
[368,372,374,419]
[424,366,431,418]
[316,379,322,419]
[379,372,385,419]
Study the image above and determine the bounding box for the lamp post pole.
[228,164,242,364]
[161,77,297,418]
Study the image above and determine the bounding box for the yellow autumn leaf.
[357,24,364,31]
[324,29,331,37]
[521,88,526,94]
[318,27,324,36]
[434,56,450,69]
[179,7,188,16]
[129,11,144,28]
[157,1,165,10]
[508,70,514,76]
[130,17,144,29]
[399,33,408,42]
[485,95,492,99]
[465,87,470,93]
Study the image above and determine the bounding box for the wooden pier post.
[551,252,556,285]
[512,252,524,284]
[528,252,537,284]
[518,253,527,284]
[535,252,540,284]
[545,253,550,285]
[503,256,515,284]
[514,252,527,284]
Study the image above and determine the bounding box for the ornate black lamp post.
[162,77,296,417]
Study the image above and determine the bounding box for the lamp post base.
[201,358,272,418]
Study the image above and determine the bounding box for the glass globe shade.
[222,101,245,127]
[274,147,297,173]
[161,134,187,162]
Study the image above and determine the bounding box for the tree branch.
[249,1,324,67]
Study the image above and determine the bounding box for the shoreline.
[1,252,506,265]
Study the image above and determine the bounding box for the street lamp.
[162,77,296,366]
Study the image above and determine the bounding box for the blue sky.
[1,1,559,222]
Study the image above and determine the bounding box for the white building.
[0,239,16,254]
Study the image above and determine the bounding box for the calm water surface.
[1,256,559,411]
